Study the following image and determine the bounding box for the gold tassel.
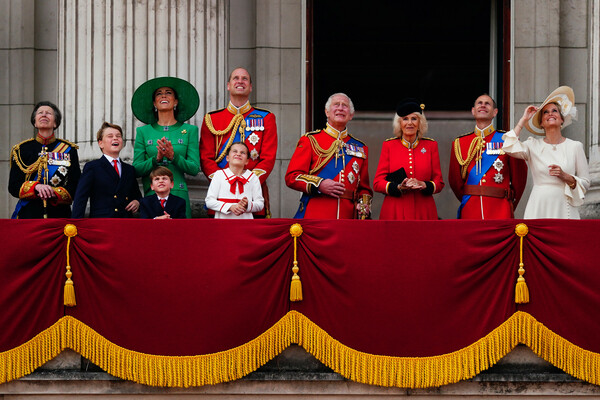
[289,223,304,302]
[514,223,529,304]
[63,224,78,306]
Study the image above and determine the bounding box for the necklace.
[544,137,565,151]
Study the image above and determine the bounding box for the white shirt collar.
[103,154,120,164]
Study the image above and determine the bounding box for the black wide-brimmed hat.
[396,98,425,118]
[131,77,200,124]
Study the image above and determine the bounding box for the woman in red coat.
[373,99,444,220]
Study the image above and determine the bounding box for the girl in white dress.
[502,86,590,219]
[205,142,264,219]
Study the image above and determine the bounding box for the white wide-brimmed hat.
[526,86,577,135]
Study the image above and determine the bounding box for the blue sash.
[12,201,26,219]
[457,131,503,218]
[11,142,71,219]
[216,109,269,169]
[294,136,363,219]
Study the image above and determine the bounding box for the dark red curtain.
[517,219,600,352]
[292,219,519,356]
[0,220,65,352]
[66,219,293,355]
[1,218,599,357]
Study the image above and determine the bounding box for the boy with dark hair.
[140,166,187,219]
[72,122,141,218]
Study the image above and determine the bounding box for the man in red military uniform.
[285,93,372,219]
[200,67,277,217]
[449,94,527,219]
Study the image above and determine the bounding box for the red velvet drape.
[292,219,519,356]
[66,219,292,355]
[0,221,65,352]
[517,219,600,351]
[1,218,598,356]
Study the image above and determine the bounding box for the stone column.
[513,0,600,218]
[227,0,303,218]
[513,0,561,119]
[56,0,227,216]
[1,0,59,218]
[583,0,600,216]
[57,0,227,162]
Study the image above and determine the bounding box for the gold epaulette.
[303,130,321,137]
[9,139,35,170]
[384,136,400,142]
[207,107,227,115]
[455,131,475,139]
[421,137,436,142]
[10,139,41,179]
[10,138,35,154]
[348,134,367,147]
[58,138,79,149]
[452,132,476,167]
[252,106,272,115]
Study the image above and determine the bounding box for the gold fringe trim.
[0,318,65,384]
[294,311,600,387]
[293,310,517,387]
[2,312,600,387]
[0,315,293,387]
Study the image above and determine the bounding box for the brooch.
[248,132,260,146]
[347,171,356,184]
[493,159,504,172]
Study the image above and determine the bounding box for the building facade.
[2,0,599,219]
[2,2,600,396]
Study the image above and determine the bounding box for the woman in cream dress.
[502,86,590,219]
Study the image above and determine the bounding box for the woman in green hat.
[131,77,200,218]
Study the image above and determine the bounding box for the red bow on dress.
[228,175,248,194]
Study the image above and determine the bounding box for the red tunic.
[373,137,444,220]
[285,127,372,219]
[200,102,277,216]
[448,126,527,219]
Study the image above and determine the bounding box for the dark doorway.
[308,0,508,129]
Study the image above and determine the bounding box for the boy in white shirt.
[205,142,264,219]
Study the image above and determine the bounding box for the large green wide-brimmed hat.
[131,77,200,124]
